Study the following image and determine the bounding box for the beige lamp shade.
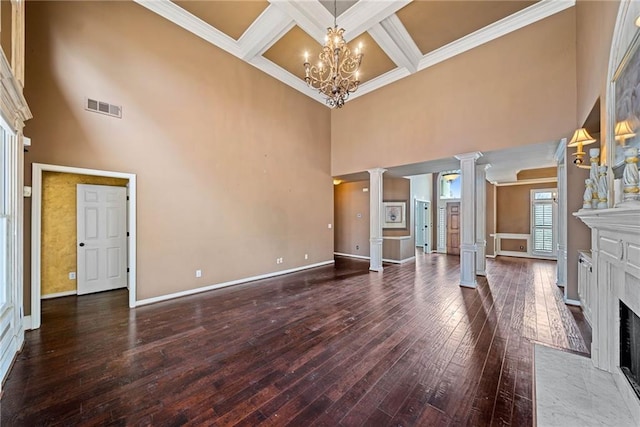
[615,120,636,141]
[567,128,597,147]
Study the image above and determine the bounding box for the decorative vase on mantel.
[623,147,639,204]
[589,148,600,208]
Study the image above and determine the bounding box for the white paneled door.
[77,184,127,295]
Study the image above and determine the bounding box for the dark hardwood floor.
[1,253,590,426]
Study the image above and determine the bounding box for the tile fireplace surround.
[575,204,640,423]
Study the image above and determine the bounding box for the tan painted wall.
[23,0,332,305]
[496,183,556,234]
[1,0,12,65]
[331,9,577,176]
[42,172,128,296]
[333,177,412,258]
[576,0,619,125]
[517,167,557,180]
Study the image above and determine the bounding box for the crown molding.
[493,177,558,187]
[249,56,327,105]
[238,5,294,60]
[349,67,411,100]
[134,0,576,109]
[417,0,575,73]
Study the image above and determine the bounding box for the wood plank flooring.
[0,253,590,426]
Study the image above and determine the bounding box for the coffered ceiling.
[134,0,575,107]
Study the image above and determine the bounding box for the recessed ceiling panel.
[264,27,395,85]
[348,32,396,83]
[263,26,323,80]
[319,0,359,17]
[397,1,537,55]
[173,1,269,40]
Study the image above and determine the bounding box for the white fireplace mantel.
[575,204,640,234]
[574,204,640,423]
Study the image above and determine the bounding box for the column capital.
[367,168,387,175]
[455,152,483,162]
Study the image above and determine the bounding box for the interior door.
[446,202,460,255]
[415,201,425,247]
[77,184,127,295]
[422,202,430,252]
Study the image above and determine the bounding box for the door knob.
[79,243,85,247]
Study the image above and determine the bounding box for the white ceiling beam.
[239,5,295,60]
[133,0,241,58]
[368,15,421,73]
[338,0,412,42]
[348,67,411,100]
[269,0,333,44]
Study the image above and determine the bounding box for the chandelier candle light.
[303,1,363,108]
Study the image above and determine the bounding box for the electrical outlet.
[195,269,202,278]
[305,254,308,260]
[69,272,76,280]
[328,223,332,229]
[356,245,359,250]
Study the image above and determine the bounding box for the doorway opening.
[31,164,137,330]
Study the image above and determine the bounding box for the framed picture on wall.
[383,201,407,229]
[613,29,640,173]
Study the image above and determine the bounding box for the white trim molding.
[41,290,77,300]
[137,260,335,306]
[133,0,575,108]
[31,164,137,330]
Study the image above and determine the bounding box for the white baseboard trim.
[23,315,32,331]
[41,290,77,300]
[460,282,478,289]
[136,260,335,307]
[383,256,416,264]
[486,254,497,259]
[496,252,557,261]
[333,252,415,264]
[556,280,566,287]
[334,252,370,260]
[564,297,581,307]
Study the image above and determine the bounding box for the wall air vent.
[85,98,122,119]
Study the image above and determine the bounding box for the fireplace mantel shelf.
[574,204,640,233]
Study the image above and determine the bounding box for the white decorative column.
[368,168,386,272]
[475,164,489,276]
[455,152,482,288]
[555,157,567,287]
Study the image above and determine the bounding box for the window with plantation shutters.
[531,189,557,256]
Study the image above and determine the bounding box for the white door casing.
[77,184,127,295]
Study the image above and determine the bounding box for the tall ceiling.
[133,0,572,182]
[134,0,574,107]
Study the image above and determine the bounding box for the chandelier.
[303,1,363,108]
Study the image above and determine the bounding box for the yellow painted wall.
[42,172,128,296]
